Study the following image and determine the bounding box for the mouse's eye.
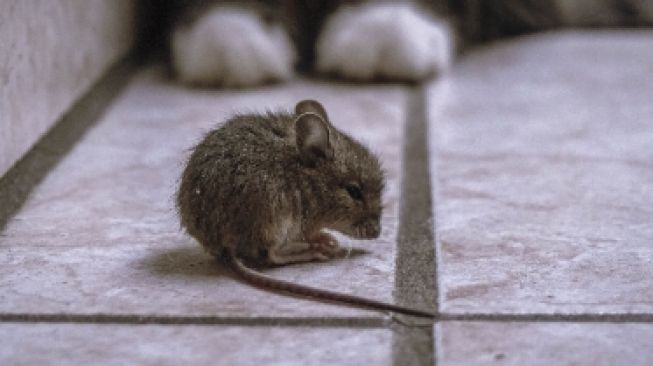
[345,183,363,201]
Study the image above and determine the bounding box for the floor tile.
[429,31,653,313]
[437,321,653,366]
[0,323,391,366]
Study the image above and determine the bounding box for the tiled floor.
[0,69,407,318]
[1,30,653,365]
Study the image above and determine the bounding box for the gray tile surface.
[430,31,653,314]
[0,323,391,366]
[0,67,407,317]
[437,321,653,366]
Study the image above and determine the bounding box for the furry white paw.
[171,7,295,87]
[317,3,452,81]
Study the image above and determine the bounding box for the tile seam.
[438,312,653,323]
[3,312,652,325]
[392,85,437,365]
[0,313,388,328]
[394,85,438,313]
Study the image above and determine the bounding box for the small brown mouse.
[176,99,433,318]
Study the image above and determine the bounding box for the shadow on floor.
[141,243,371,281]
[141,245,232,279]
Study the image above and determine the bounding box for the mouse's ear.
[295,100,329,122]
[295,113,334,166]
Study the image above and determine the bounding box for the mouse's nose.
[362,219,381,239]
[367,223,380,238]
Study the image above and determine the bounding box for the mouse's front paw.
[308,232,342,259]
[171,6,295,87]
[317,3,452,82]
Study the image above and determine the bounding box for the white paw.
[171,7,295,87]
[317,3,452,81]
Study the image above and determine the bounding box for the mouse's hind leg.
[268,237,341,265]
[268,242,324,265]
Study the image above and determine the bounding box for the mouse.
[176,99,433,318]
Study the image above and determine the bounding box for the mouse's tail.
[225,250,434,319]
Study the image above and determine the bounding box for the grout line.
[0,56,139,232]
[0,313,388,328]
[437,312,653,323]
[392,85,437,366]
[3,311,652,327]
[395,84,438,314]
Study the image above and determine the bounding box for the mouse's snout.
[355,216,381,239]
